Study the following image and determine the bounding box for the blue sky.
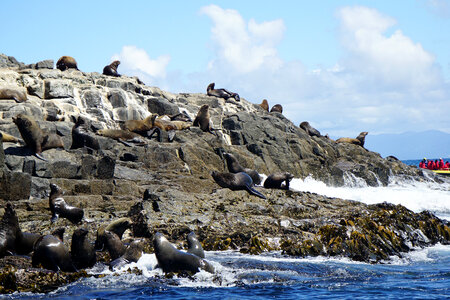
[3,0,450,137]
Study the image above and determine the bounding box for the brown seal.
[16,232,42,255]
[211,171,266,199]
[0,203,21,258]
[32,234,76,272]
[123,115,155,134]
[259,99,269,112]
[104,231,126,260]
[103,60,121,77]
[12,113,64,160]
[0,131,21,143]
[49,183,84,224]
[193,104,215,134]
[71,228,96,269]
[0,85,28,102]
[223,152,262,185]
[263,172,294,190]
[270,104,283,113]
[56,56,79,71]
[110,239,144,270]
[207,82,240,101]
[300,121,321,137]
[96,128,147,146]
[336,132,368,147]
[95,217,132,250]
[71,116,100,150]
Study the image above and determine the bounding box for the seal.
[71,228,96,269]
[52,227,66,242]
[0,85,28,102]
[336,132,368,147]
[104,231,126,260]
[12,113,64,160]
[71,116,100,150]
[207,82,240,101]
[123,115,155,134]
[56,56,79,71]
[259,99,269,112]
[0,131,21,143]
[16,232,41,255]
[193,104,215,135]
[186,232,205,259]
[223,152,262,185]
[263,172,294,190]
[211,171,266,199]
[270,104,283,113]
[170,111,192,122]
[96,128,147,146]
[103,60,121,77]
[110,239,144,270]
[95,217,132,250]
[0,203,21,258]
[154,232,214,274]
[300,121,321,137]
[49,183,84,224]
[32,234,77,272]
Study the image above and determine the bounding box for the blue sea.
[3,160,450,300]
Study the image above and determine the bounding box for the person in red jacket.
[427,160,435,170]
[419,159,425,168]
[439,158,444,170]
[445,161,450,170]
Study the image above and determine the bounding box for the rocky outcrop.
[0,55,448,293]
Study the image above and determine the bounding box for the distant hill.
[363,130,450,160]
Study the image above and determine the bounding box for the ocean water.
[4,163,450,299]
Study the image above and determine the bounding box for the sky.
[2,0,450,138]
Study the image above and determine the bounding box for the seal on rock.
[95,217,132,250]
[300,121,321,137]
[193,104,215,135]
[207,82,240,101]
[211,171,266,199]
[110,239,144,270]
[103,60,121,77]
[270,104,283,113]
[12,113,64,160]
[154,232,214,274]
[336,132,368,147]
[0,85,28,102]
[96,128,147,146]
[71,228,96,269]
[0,203,21,258]
[49,183,84,224]
[223,152,262,185]
[16,232,41,255]
[0,131,21,143]
[32,234,76,272]
[186,232,205,259]
[104,231,126,260]
[71,116,100,150]
[56,56,79,71]
[259,99,269,112]
[263,172,294,190]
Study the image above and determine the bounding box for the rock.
[147,96,179,115]
[44,79,74,99]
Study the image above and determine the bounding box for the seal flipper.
[246,186,266,199]
[34,152,47,161]
[168,130,176,142]
[51,213,59,223]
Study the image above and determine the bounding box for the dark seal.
[223,152,262,185]
[211,171,266,199]
[49,183,84,224]
[0,203,21,258]
[110,239,144,270]
[32,234,77,272]
[186,232,205,258]
[71,228,97,269]
[193,104,215,134]
[104,231,126,261]
[270,104,283,113]
[154,232,214,274]
[207,82,240,101]
[56,56,79,71]
[103,60,121,77]
[95,217,132,250]
[300,121,321,137]
[71,116,100,150]
[263,172,294,190]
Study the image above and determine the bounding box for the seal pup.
[71,228,96,269]
[96,128,147,146]
[270,104,283,113]
[300,121,321,137]
[32,234,76,272]
[259,99,269,112]
[49,183,84,224]
[104,231,126,260]
[263,172,294,190]
[110,239,144,270]
[71,116,100,150]
[336,132,368,147]
[95,217,132,250]
[186,232,205,259]
[223,152,262,185]
[12,113,64,160]
[56,56,79,71]
[207,82,240,101]
[0,85,28,102]
[193,104,216,135]
[154,232,214,274]
[103,60,121,77]
[211,171,266,199]
[0,203,21,258]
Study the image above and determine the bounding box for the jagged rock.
[44,79,74,99]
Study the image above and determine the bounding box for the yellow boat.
[432,170,450,176]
